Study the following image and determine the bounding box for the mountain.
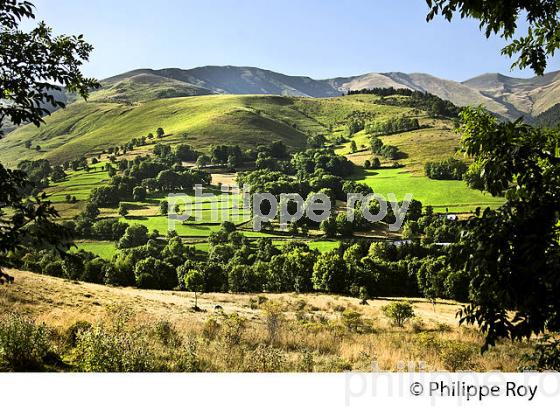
[2,65,560,166]
[100,66,340,99]
[462,71,560,118]
[92,66,560,120]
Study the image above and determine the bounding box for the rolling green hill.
[0,93,423,167]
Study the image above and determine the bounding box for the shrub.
[202,316,221,341]
[440,341,476,371]
[174,337,204,372]
[0,314,51,371]
[522,334,560,371]
[244,344,286,372]
[74,325,156,372]
[425,157,468,180]
[221,313,246,346]
[65,320,93,347]
[153,320,181,348]
[382,301,415,327]
[43,260,63,277]
[262,302,284,345]
[298,349,315,372]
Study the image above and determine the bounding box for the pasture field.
[74,240,117,260]
[352,168,504,213]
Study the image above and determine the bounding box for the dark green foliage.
[369,137,402,160]
[451,107,560,350]
[366,117,420,136]
[134,257,177,290]
[522,334,560,371]
[312,250,347,293]
[0,0,98,135]
[117,224,149,249]
[533,103,560,128]
[426,0,560,75]
[0,314,51,371]
[425,157,468,180]
[291,148,354,178]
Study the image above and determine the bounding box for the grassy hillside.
[1,269,531,372]
[0,94,432,167]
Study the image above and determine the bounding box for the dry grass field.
[0,269,532,372]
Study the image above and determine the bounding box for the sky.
[26,0,560,81]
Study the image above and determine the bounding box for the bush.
[522,334,560,371]
[382,301,415,327]
[0,314,51,371]
[221,313,246,346]
[440,341,476,371]
[244,344,286,372]
[43,260,63,277]
[74,325,156,372]
[153,320,181,348]
[262,302,284,345]
[65,320,93,347]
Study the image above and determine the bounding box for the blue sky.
[28,0,560,81]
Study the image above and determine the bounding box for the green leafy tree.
[312,250,347,293]
[81,201,100,220]
[118,202,129,218]
[183,269,205,309]
[320,216,337,238]
[196,154,210,168]
[0,1,98,135]
[134,257,177,290]
[117,224,149,249]
[451,107,560,349]
[426,0,560,75]
[382,301,415,327]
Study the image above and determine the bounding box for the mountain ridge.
[97,65,560,120]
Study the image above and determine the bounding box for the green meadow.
[352,168,504,213]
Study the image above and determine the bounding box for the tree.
[183,269,205,310]
[118,202,128,218]
[312,250,347,293]
[132,186,146,201]
[350,140,357,153]
[0,1,98,136]
[81,201,100,220]
[371,157,381,169]
[24,140,32,149]
[134,257,177,290]
[450,107,560,349]
[270,140,288,158]
[50,165,66,182]
[196,154,210,168]
[320,216,337,238]
[0,164,69,284]
[117,224,149,249]
[159,200,169,216]
[174,144,198,161]
[335,212,353,237]
[156,127,165,138]
[382,301,415,327]
[426,0,560,75]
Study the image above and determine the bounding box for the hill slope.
[0,94,415,166]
